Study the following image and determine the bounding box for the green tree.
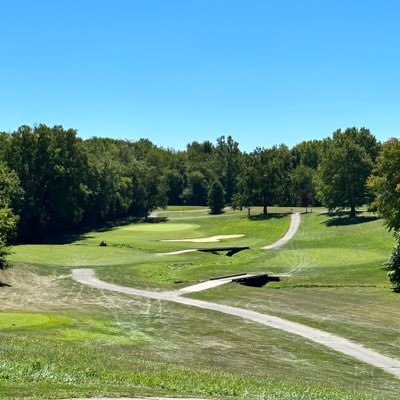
[4,125,89,238]
[316,129,375,218]
[291,165,316,211]
[181,171,209,205]
[213,135,241,203]
[130,162,168,217]
[232,154,258,216]
[208,181,225,214]
[291,139,323,170]
[384,236,400,292]
[367,138,400,231]
[0,163,22,268]
[367,139,400,291]
[233,145,291,214]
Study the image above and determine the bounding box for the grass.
[1,207,400,399]
[188,211,400,360]
[8,209,290,289]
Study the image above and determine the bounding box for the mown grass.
[1,207,400,399]
[189,211,400,360]
[1,298,399,400]
[9,209,290,289]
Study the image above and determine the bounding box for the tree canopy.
[316,128,376,217]
[368,138,400,232]
[208,181,225,214]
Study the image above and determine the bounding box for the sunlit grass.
[2,207,400,399]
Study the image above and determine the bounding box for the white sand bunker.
[157,249,197,256]
[162,234,244,243]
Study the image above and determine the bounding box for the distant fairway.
[120,223,196,232]
[1,207,400,400]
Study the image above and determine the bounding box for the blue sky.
[1,0,399,151]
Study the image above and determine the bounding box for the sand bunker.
[162,234,244,243]
[157,249,197,256]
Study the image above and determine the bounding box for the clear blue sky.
[1,0,399,151]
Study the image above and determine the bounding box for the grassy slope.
[9,210,290,289]
[1,208,400,399]
[189,212,400,359]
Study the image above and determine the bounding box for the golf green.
[0,312,66,329]
[120,223,196,232]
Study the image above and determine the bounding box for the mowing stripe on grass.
[72,268,400,379]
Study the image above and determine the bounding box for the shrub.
[385,235,400,291]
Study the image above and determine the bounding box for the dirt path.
[70,212,400,378]
[261,212,301,250]
[72,269,400,379]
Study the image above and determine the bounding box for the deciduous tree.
[208,181,225,214]
[316,129,375,217]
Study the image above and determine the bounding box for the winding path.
[262,212,301,250]
[71,213,400,379]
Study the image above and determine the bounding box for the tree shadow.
[0,282,11,288]
[322,213,379,227]
[247,212,291,221]
[39,216,153,245]
[208,211,225,215]
[144,216,169,223]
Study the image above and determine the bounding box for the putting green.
[121,223,196,232]
[0,312,64,329]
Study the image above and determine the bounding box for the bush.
[384,235,400,291]
[208,181,225,214]
[0,236,10,270]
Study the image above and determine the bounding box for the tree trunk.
[350,206,356,218]
[263,192,268,214]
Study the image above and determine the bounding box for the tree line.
[0,124,400,289]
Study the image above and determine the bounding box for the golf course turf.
[1,207,399,399]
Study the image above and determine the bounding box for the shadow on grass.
[208,211,225,216]
[247,212,291,221]
[39,216,165,245]
[144,216,169,223]
[322,212,379,227]
[0,281,11,288]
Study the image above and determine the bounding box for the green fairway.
[120,222,196,231]
[8,210,291,288]
[188,212,400,361]
[1,208,400,399]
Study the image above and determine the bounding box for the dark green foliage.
[291,165,316,210]
[384,236,400,291]
[0,123,386,252]
[3,125,88,238]
[291,140,323,170]
[213,135,241,203]
[316,128,376,217]
[0,163,22,268]
[130,163,168,217]
[208,181,225,214]
[235,145,292,214]
[368,138,400,232]
[181,171,209,205]
[0,236,10,269]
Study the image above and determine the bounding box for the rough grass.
[0,284,399,400]
[1,207,400,399]
[189,212,400,360]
